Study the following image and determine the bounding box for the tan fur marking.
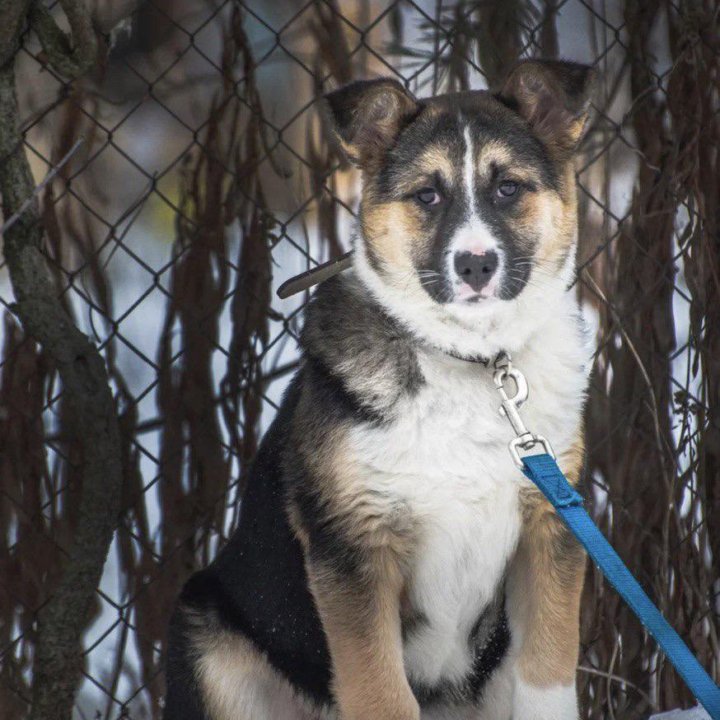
[361,199,423,271]
[546,164,578,266]
[373,144,453,197]
[476,141,514,180]
[308,550,419,720]
[287,500,311,550]
[416,145,454,185]
[297,425,417,557]
[521,163,578,268]
[557,436,585,486]
[566,116,588,148]
[524,190,567,261]
[189,610,334,720]
[475,140,545,188]
[338,139,360,165]
[510,437,586,688]
[292,428,418,719]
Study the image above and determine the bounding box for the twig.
[578,665,654,707]
[581,269,674,483]
[0,137,84,237]
[607,635,620,720]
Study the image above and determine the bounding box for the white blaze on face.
[447,124,505,301]
[463,123,476,202]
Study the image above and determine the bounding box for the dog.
[163,59,594,720]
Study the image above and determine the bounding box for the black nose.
[454,251,498,291]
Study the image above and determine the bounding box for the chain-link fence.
[0,1,718,718]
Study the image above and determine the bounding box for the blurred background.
[0,1,718,718]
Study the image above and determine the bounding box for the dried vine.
[0,2,121,720]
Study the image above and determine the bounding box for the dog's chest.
[347,351,584,687]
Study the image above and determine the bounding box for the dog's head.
[324,60,594,357]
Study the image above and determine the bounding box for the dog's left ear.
[324,78,418,169]
[499,60,596,154]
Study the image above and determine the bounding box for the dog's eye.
[497,180,519,198]
[416,187,442,206]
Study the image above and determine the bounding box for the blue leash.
[522,452,720,719]
[490,353,720,717]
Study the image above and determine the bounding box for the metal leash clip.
[493,352,555,469]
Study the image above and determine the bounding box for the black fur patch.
[303,351,383,425]
[169,377,334,707]
[300,273,425,417]
[410,597,511,706]
[163,605,210,720]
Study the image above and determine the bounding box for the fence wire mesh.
[0,1,718,719]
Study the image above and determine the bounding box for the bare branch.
[29,0,97,79]
[0,5,119,720]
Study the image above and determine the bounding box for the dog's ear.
[499,60,596,153]
[324,79,418,169]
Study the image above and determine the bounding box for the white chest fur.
[346,309,588,688]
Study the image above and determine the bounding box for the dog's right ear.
[323,79,418,169]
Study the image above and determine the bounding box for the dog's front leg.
[307,547,419,720]
[506,447,586,720]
